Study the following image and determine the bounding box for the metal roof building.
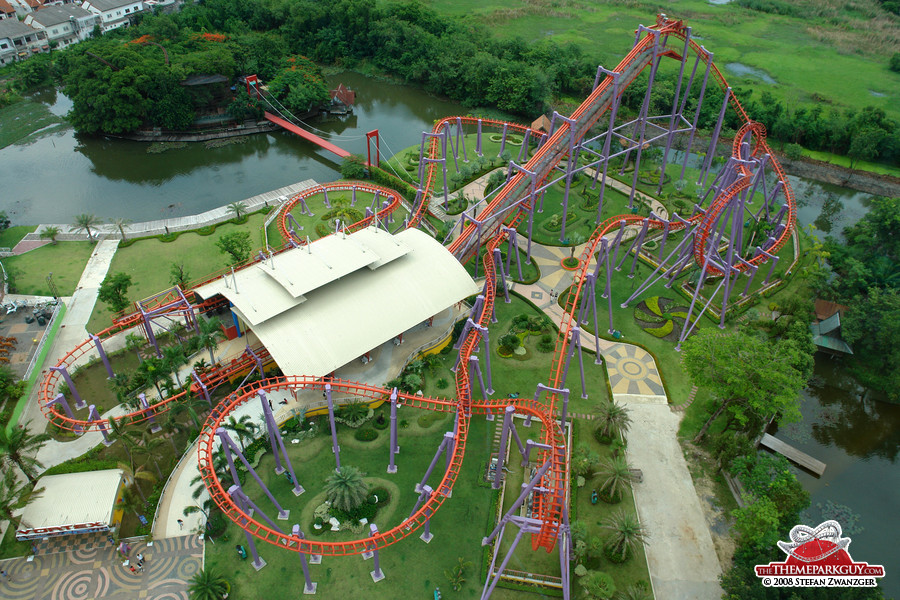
[194,226,479,378]
[17,469,125,540]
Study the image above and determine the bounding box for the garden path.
[512,242,722,598]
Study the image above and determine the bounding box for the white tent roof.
[194,227,478,377]
[18,469,123,533]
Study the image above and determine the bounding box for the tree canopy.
[681,328,806,442]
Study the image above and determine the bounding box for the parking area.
[0,295,58,379]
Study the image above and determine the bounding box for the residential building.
[81,0,142,32]
[0,0,15,21]
[23,4,98,48]
[0,18,47,65]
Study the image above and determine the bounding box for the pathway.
[513,240,722,598]
[13,179,317,250]
[0,533,202,600]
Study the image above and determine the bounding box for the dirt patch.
[681,441,736,571]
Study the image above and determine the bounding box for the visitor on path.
[1,568,10,581]
[177,519,184,530]
[129,565,137,574]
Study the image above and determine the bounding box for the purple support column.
[91,407,112,445]
[472,323,494,395]
[493,406,515,489]
[322,187,331,208]
[191,370,211,406]
[91,335,114,379]
[217,428,242,489]
[259,391,304,495]
[443,431,455,498]
[700,87,732,189]
[419,485,434,543]
[369,524,385,582]
[49,393,82,434]
[493,248,510,304]
[292,525,317,594]
[260,394,284,474]
[468,355,489,400]
[141,309,162,358]
[558,528,572,600]
[50,366,84,409]
[476,119,483,156]
[388,388,399,474]
[217,428,290,520]
[325,384,340,469]
[229,485,266,570]
[416,435,450,493]
[138,393,161,433]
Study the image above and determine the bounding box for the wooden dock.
[759,433,826,475]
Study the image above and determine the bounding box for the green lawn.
[0,100,68,149]
[423,0,900,123]
[1,241,94,296]
[0,225,35,249]
[799,148,900,178]
[87,214,268,333]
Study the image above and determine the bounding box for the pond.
[0,72,462,226]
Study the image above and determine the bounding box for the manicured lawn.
[0,100,68,149]
[87,213,269,333]
[0,225,35,249]
[1,241,94,296]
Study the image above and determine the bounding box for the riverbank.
[782,155,900,198]
[107,119,280,142]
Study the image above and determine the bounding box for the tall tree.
[324,465,368,512]
[72,213,102,242]
[0,424,50,484]
[593,399,631,443]
[110,217,132,241]
[196,318,225,365]
[98,272,133,313]
[223,414,258,452]
[0,470,44,528]
[117,461,157,503]
[188,567,231,600]
[681,329,805,442]
[600,509,648,563]
[215,231,252,265]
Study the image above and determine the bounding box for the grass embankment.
[86,214,268,333]
[0,225,35,249]
[1,242,94,296]
[0,100,68,149]
[425,0,900,121]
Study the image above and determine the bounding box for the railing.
[23,301,64,382]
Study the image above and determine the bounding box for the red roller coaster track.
[40,15,795,568]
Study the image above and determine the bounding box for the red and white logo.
[755,520,885,588]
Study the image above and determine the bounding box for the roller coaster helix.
[37,14,795,600]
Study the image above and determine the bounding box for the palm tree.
[593,399,632,443]
[39,226,60,245]
[227,201,248,221]
[223,414,258,452]
[117,461,157,503]
[136,355,167,398]
[135,432,167,478]
[337,400,369,423]
[72,213,102,242]
[125,333,145,364]
[594,456,638,503]
[0,424,50,484]
[107,418,141,471]
[0,470,44,528]
[163,344,187,387]
[188,566,231,600]
[601,509,648,563]
[324,465,368,512]
[196,318,225,365]
[110,217,132,241]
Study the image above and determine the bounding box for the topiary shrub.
[354,428,378,442]
[436,377,449,389]
[372,413,389,430]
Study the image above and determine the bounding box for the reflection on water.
[772,360,900,595]
[0,72,461,225]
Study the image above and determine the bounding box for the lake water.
[0,72,462,225]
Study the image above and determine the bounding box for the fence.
[23,301,64,382]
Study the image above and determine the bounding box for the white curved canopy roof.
[195,227,478,377]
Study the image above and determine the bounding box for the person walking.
[177,519,184,530]
[0,569,11,581]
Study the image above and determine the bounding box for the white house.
[0,18,47,65]
[81,0,143,31]
[24,4,98,48]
